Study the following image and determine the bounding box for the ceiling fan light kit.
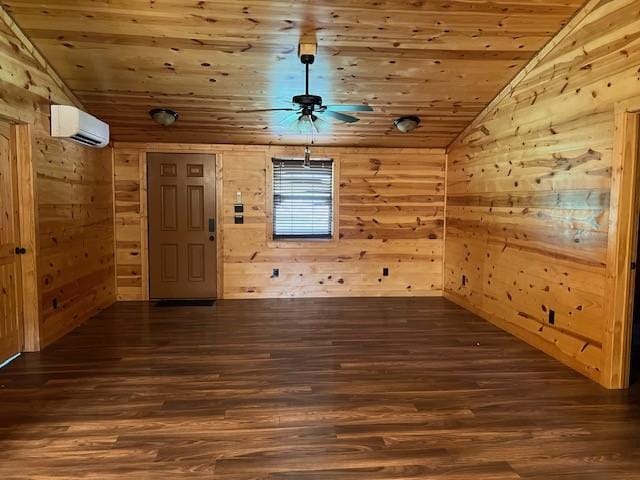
[394,115,421,133]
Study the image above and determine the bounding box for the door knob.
[15,247,26,255]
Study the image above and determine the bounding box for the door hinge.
[632,261,637,271]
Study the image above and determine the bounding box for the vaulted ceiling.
[3,0,585,147]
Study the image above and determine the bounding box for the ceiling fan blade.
[309,116,320,135]
[278,111,301,126]
[322,110,360,123]
[324,105,373,112]
[236,108,296,113]
[314,115,329,133]
[292,117,304,133]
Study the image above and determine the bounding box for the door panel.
[188,244,205,282]
[148,153,216,299]
[160,185,178,231]
[0,125,23,362]
[160,244,179,282]
[187,185,204,231]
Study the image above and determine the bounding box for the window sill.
[267,237,338,249]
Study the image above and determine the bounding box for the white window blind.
[272,158,334,240]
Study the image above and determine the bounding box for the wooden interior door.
[0,123,23,362]
[630,122,640,384]
[148,153,217,299]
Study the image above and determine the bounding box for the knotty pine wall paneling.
[114,144,445,300]
[114,149,147,300]
[0,9,115,349]
[444,0,640,387]
[36,133,115,347]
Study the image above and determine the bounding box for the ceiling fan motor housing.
[293,94,323,108]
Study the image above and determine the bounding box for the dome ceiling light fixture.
[149,108,179,127]
[394,115,421,133]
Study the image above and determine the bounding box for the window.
[272,158,334,240]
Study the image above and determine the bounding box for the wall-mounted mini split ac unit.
[50,105,110,148]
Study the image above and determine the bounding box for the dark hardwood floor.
[1,297,640,479]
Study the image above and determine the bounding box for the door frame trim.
[603,100,640,388]
[142,148,223,300]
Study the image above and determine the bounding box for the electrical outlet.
[548,309,556,325]
[383,267,389,277]
[272,268,279,278]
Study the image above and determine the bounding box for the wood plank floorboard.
[0,297,639,479]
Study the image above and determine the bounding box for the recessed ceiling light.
[149,108,179,127]
[394,115,421,133]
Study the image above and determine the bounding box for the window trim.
[266,155,340,247]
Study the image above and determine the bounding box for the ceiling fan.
[237,42,373,134]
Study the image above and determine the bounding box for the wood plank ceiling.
[2,0,586,147]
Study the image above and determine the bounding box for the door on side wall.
[148,153,217,299]
[0,122,23,363]
[631,126,640,385]
[631,234,640,384]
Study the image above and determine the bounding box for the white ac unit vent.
[50,105,110,148]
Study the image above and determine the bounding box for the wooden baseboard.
[443,290,605,387]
